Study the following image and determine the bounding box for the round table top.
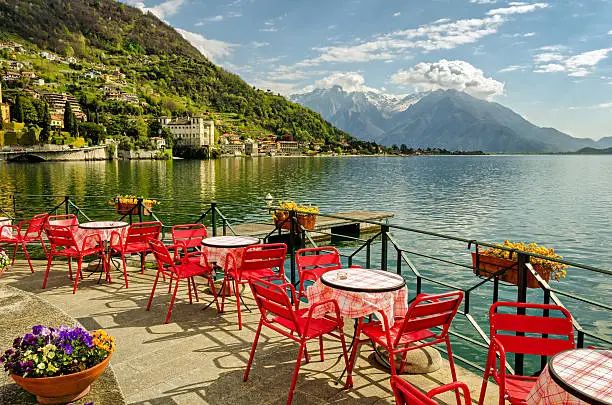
[201,235,260,248]
[79,221,129,230]
[320,268,406,293]
[549,349,612,405]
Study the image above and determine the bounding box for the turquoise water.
[1,155,610,368]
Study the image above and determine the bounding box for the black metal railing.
[1,193,610,376]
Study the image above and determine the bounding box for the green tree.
[161,127,174,149]
[38,102,51,144]
[12,94,24,123]
[78,122,106,145]
[63,101,75,135]
[400,144,408,154]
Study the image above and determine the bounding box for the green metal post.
[64,195,70,215]
[137,198,144,223]
[515,252,528,375]
[381,224,389,270]
[289,210,296,286]
[211,202,217,236]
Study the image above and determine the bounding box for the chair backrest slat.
[493,313,574,336]
[172,224,207,249]
[495,334,574,357]
[403,313,455,333]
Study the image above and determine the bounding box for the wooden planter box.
[471,252,549,288]
[116,202,153,216]
[273,212,316,231]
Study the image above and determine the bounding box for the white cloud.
[569,102,612,110]
[471,0,497,3]
[498,65,526,72]
[204,15,224,22]
[534,63,565,73]
[608,30,612,35]
[393,12,401,17]
[487,2,548,16]
[124,0,186,20]
[252,41,270,48]
[533,47,612,76]
[176,28,238,62]
[311,72,379,93]
[260,27,279,32]
[390,59,504,99]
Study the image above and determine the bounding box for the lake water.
[1,155,610,366]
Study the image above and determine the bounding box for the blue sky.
[122,0,611,140]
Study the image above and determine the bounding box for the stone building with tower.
[158,115,215,148]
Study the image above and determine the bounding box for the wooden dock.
[232,211,393,240]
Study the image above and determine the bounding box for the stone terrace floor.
[0,259,498,405]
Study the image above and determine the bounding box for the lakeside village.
[0,39,478,160]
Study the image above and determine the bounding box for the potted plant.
[272,201,319,231]
[472,240,569,288]
[111,195,159,216]
[0,249,10,276]
[0,325,116,404]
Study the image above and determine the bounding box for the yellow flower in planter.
[480,240,569,281]
[272,201,320,230]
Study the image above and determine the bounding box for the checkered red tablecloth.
[527,349,612,405]
[200,236,260,270]
[306,269,408,326]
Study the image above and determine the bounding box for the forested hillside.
[0,0,353,148]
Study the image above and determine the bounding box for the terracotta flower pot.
[11,354,111,405]
[116,202,153,216]
[471,252,549,288]
[274,212,316,231]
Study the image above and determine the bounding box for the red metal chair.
[244,278,350,405]
[42,224,106,293]
[146,238,219,323]
[221,243,287,330]
[0,213,49,273]
[109,221,162,288]
[478,302,575,405]
[390,375,472,405]
[345,290,464,403]
[296,246,346,300]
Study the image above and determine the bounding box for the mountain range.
[291,86,612,153]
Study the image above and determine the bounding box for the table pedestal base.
[373,345,441,374]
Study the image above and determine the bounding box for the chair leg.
[244,318,263,382]
[39,236,48,258]
[140,252,145,274]
[146,271,161,311]
[22,242,34,273]
[192,277,199,302]
[42,254,53,289]
[187,277,193,304]
[235,278,242,330]
[67,258,73,280]
[220,276,229,313]
[319,336,324,362]
[478,354,493,405]
[121,254,129,288]
[10,242,18,265]
[287,342,306,405]
[208,274,220,312]
[73,258,83,294]
[165,277,181,323]
[446,337,462,405]
[337,328,350,375]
